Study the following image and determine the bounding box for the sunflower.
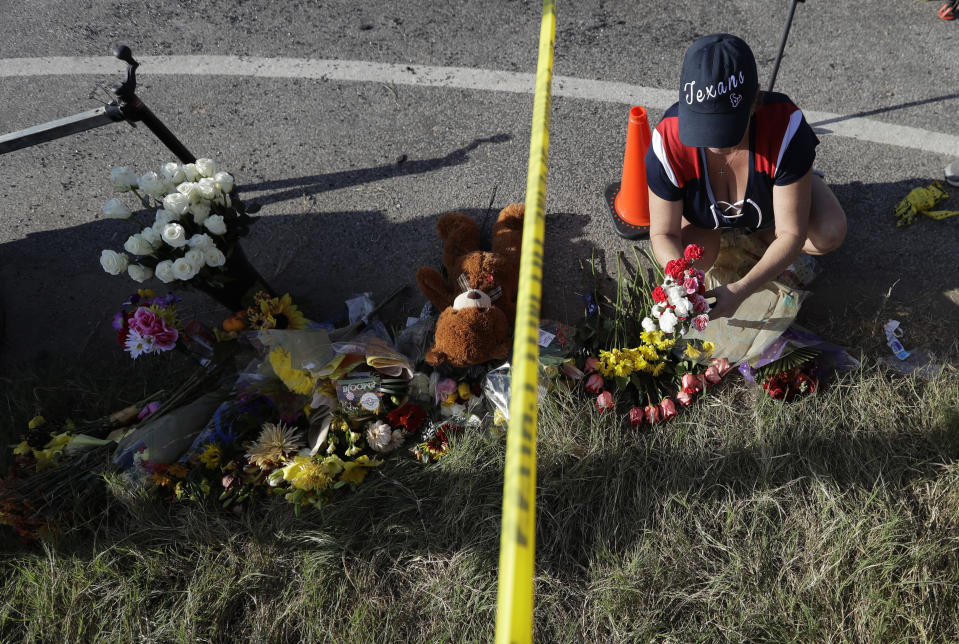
[269,347,316,395]
[246,422,305,469]
[251,293,307,330]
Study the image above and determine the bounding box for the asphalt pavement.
[1,0,957,371]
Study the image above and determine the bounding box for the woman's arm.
[648,190,685,268]
[707,169,812,319]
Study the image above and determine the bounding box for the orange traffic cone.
[605,105,652,239]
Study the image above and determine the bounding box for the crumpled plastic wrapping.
[113,390,230,469]
[738,324,861,382]
[683,233,808,366]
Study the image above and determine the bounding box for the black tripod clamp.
[0,44,197,162]
[111,44,196,164]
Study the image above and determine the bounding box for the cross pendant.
[718,166,727,176]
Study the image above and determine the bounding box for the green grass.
[1,355,958,642]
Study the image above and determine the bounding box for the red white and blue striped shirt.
[645,92,819,231]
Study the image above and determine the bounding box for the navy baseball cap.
[678,34,759,148]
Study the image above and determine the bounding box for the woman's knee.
[807,178,847,254]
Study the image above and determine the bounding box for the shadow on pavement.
[238,134,513,206]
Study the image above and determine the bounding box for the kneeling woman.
[646,33,846,320]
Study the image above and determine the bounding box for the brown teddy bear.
[416,203,524,367]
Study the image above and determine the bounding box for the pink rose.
[659,397,678,420]
[676,391,695,406]
[584,373,604,394]
[681,373,701,394]
[584,356,600,374]
[683,276,699,295]
[692,314,709,332]
[704,365,723,384]
[595,391,615,413]
[710,357,732,377]
[645,404,661,425]
[629,406,645,426]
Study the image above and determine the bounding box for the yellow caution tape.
[495,1,555,643]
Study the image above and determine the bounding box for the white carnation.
[213,171,234,193]
[102,197,132,219]
[667,285,687,307]
[161,222,189,247]
[123,233,154,256]
[188,233,214,250]
[162,192,191,215]
[673,297,692,318]
[641,317,658,332]
[127,263,154,283]
[154,260,175,283]
[659,309,679,334]
[137,171,166,197]
[204,246,226,267]
[110,167,138,191]
[99,249,129,275]
[651,303,665,319]
[365,421,405,453]
[203,214,228,235]
[172,256,198,281]
[195,158,216,178]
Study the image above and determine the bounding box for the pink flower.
[704,365,723,384]
[692,314,709,332]
[435,378,458,405]
[584,356,600,374]
[151,327,179,351]
[659,397,678,420]
[129,307,165,336]
[681,373,701,394]
[683,276,699,295]
[692,295,710,315]
[585,373,605,394]
[710,357,732,377]
[595,391,615,413]
[629,406,645,426]
[676,391,695,406]
[137,401,162,421]
[645,404,661,425]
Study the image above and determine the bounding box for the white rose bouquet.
[98,159,266,310]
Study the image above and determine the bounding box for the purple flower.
[112,311,127,331]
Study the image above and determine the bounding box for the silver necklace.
[715,147,745,176]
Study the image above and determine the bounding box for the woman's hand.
[704,283,748,320]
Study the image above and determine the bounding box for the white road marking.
[1,55,956,156]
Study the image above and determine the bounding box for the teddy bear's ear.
[426,347,448,367]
